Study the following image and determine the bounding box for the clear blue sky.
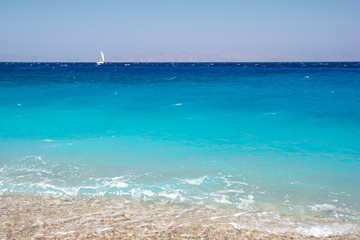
[1,0,359,61]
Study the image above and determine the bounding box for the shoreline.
[1,194,359,240]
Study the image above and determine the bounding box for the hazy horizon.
[1,0,360,62]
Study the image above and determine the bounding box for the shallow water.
[0,62,360,236]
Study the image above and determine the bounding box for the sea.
[0,62,359,237]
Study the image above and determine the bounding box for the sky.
[1,0,359,62]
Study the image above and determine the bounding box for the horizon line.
[1,60,360,63]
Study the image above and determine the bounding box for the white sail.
[97,51,104,65]
[100,51,104,62]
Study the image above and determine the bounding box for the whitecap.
[264,112,276,115]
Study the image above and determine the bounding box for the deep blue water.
[1,62,360,235]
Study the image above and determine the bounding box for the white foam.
[309,203,352,215]
[310,203,337,212]
[295,222,359,237]
[143,190,155,197]
[206,205,217,210]
[129,188,141,198]
[108,181,128,188]
[99,177,129,189]
[228,222,242,229]
[32,182,80,196]
[173,103,182,106]
[183,176,208,185]
[214,195,232,204]
[217,176,248,187]
[218,189,244,194]
[237,195,255,210]
[159,191,185,202]
[22,155,47,165]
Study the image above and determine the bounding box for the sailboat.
[96,51,105,65]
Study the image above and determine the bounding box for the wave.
[1,155,360,237]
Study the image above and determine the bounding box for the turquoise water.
[1,62,360,236]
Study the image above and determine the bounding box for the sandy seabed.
[0,194,358,240]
